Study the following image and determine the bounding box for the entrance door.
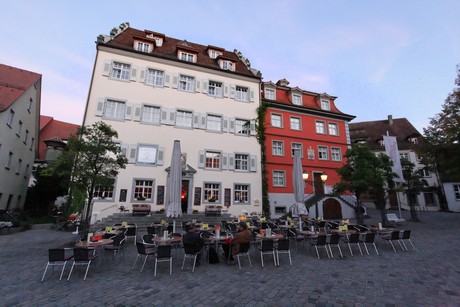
[313,173,325,195]
[181,179,189,214]
[323,198,342,220]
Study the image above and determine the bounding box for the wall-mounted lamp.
[302,171,328,184]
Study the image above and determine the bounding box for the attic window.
[220,60,234,71]
[179,52,195,63]
[292,94,302,105]
[410,137,418,144]
[134,40,153,53]
[209,50,222,59]
[379,140,385,147]
[320,98,330,111]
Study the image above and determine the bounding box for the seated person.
[222,221,252,263]
[182,224,204,266]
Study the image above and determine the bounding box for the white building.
[83,23,262,222]
[0,64,41,210]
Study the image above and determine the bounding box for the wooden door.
[323,198,342,220]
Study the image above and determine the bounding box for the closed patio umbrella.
[166,140,182,221]
[292,150,307,231]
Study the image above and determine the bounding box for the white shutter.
[193,112,200,128]
[198,150,205,168]
[222,153,228,170]
[229,118,235,134]
[124,103,132,120]
[230,84,236,99]
[250,119,257,136]
[160,108,169,124]
[120,143,129,157]
[224,84,229,97]
[95,99,105,116]
[250,155,257,172]
[157,147,165,165]
[199,114,207,129]
[202,80,208,94]
[249,88,255,102]
[164,73,171,87]
[223,116,229,133]
[168,110,176,125]
[195,78,201,92]
[139,68,146,83]
[128,145,137,163]
[172,74,178,89]
[133,104,141,121]
[228,153,235,170]
[103,60,111,76]
[130,65,137,81]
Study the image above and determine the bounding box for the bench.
[205,205,222,217]
[132,204,151,216]
[386,213,405,225]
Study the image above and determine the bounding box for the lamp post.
[302,171,328,218]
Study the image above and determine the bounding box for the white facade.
[443,182,460,212]
[0,78,41,210]
[83,31,262,222]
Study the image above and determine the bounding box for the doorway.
[313,173,325,195]
[181,179,189,214]
[323,198,342,220]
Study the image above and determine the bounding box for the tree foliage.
[46,121,127,232]
[420,66,460,180]
[400,158,428,222]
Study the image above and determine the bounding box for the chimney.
[388,115,393,125]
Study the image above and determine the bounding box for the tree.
[400,158,428,222]
[420,65,460,180]
[47,121,127,233]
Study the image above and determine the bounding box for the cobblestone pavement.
[1,209,459,306]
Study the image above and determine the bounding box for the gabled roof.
[349,116,422,151]
[0,64,41,112]
[98,26,259,79]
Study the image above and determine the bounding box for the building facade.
[349,115,442,211]
[262,79,355,218]
[83,23,262,222]
[0,64,41,210]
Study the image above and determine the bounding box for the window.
[328,123,338,136]
[331,147,342,161]
[104,99,125,119]
[137,42,150,53]
[208,81,222,97]
[206,114,222,131]
[5,152,13,169]
[209,50,220,59]
[7,110,14,127]
[400,153,410,161]
[141,105,161,124]
[271,114,282,128]
[235,119,250,135]
[320,98,330,111]
[291,143,303,157]
[179,75,195,92]
[234,184,249,204]
[137,145,158,165]
[290,117,301,130]
[145,69,164,86]
[180,52,194,63]
[110,62,131,80]
[316,121,326,134]
[16,120,23,137]
[318,146,329,160]
[205,151,221,169]
[273,171,286,187]
[265,88,275,100]
[134,180,153,200]
[93,184,114,199]
[272,141,284,156]
[292,94,302,105]
[420,168,430,177]
[235,154,249,171]
[204,183,220,202]
[453,185,460,201]
[222,60,233,71]
[175,110,193,127]
[235,86,249,101]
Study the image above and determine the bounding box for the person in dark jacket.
[223,221,252,263]
[182,224,204,265]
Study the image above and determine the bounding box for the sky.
[2,0,459,133]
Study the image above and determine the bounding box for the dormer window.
[209,50,222,59]
[222,60,233,70]
[265,88,276,100]
[137,42,150,53]
[410,137,418,144]
[321,98,330,111]
[379,139,385,147]
[292,94,302,105]
[180,52,195,63]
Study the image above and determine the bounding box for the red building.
[262,79,355,218]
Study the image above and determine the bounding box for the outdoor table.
[256,233,283,240]
[75,239,114,263]
[331,229,358,235]
[152,236,182,245]
[301,231,326,237]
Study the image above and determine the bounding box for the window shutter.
[125,103,133,120]
[130,66,137,81]
[157,147,165,165]
[222,153,228,170]
[228,153,235,171]
[95,99,105,116]
[199,114,207,129]
[103,60,111,76]
[168,110,176,125]
[133,104,141,121]
[164,73,171,87]
[198,150,205,168]
[195,79,201,92]
[230,118,235,134]
[202,80,208,94]
[249,88,255,102]
[224,84,229,97]
[139,68,146,83]
[223,116,229,132]
[128,145,137,163]
[172,74,178,89]
[250,119,256,136]
[250,155,257,172]
[161,109,169,124]
[230,84,236,99]
[193,112,200,128]
[120,143,129,157]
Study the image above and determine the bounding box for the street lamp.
[302,171,328,218]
